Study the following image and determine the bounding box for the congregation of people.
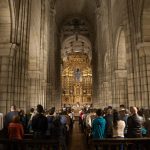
[1,104,150,149]
[2,104,75,150]
[79,105,150,149]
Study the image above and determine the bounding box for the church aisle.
[68,120,89,150]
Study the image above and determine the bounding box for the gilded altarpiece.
[62,53,92,106]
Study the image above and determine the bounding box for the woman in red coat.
[8,115,24,140]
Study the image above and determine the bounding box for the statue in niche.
[76,102,80,108]
[74,68,82,82]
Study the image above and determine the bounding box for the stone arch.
[0,0,12,43]
[61,35,92,61]
[0,0,21,43]
[8,0,16,43]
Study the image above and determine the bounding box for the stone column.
[0,0,31,113]
[137,43,150,108]
[47,8,57,109]
[27,0,42,108]
[112,70,128,108]
[92,7,102,108]
[0,43,16,113]
[27,0,48,109]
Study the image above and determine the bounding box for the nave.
[68,120,88,150]
[0,0,150,149]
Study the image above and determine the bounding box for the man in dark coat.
[127,106,143,138]
[32,104,48,139]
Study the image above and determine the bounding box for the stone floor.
[68,121,89,150]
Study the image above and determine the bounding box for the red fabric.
[8,123,24,140]
[80,112,83,119]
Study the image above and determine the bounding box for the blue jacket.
[92,116,106,139]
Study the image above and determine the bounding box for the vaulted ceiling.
[55,0,97,30]
[54,0,99,60]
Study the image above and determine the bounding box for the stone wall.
[0,0,58,113]
[0,0,31,113]
[28,0,57,110]
[93,0,150,109]
[0,0,149,113]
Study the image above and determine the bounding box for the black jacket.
[32,113,48,134]
[127,114,143,138]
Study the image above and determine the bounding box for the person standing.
[127,106,143,138]
[8,115,24,140]
[104,108,113,138]
[26,108,35,133]
[92,109,106,139]
[112,110,125,150]
[8,115,24,150]
[4,105,19,136]
[113,110,125,138]
[32,104,48,139]
[92,109,106,150]
[119,108,129,137]
[127,107,143,150]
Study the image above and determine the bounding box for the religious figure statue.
[74,68,82,82]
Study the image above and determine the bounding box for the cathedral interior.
[0,0,150,114]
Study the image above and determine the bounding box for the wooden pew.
[90,137,150,150]
[0,138,59,150]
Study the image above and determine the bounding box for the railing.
[1,131,150,150]
[0,138,59,150]
[90,137,150,150]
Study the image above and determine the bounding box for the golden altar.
[61,52,92,106]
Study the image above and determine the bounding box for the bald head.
[130,106,138,115]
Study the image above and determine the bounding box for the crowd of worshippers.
[2,104,150,142]
[79,105,150,139]
[3,104,75,149]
